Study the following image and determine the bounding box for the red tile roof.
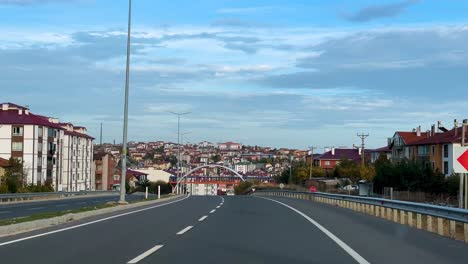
[409,128,468,146]
[319,148,362,162]
[0,110,63,129]
[371,146,391,152]
[0,157,9,167]
[64,130,95,140]
[396,131,428,145]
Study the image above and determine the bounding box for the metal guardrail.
[254,189,468,224]
[0,191,118,203]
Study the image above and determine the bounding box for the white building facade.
[0,103,94,191]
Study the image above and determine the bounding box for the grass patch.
[0,203,117,226]
[128,194,172,204]
[0,194,175,226]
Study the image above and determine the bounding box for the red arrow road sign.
[457,149,468,171]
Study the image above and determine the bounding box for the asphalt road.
[0,195,467,264]
[0,193,150,220]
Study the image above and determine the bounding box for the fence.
[0,191,118,203]
[380,187,457,206]
[253,189,468,243]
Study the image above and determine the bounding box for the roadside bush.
[234,181,253,195]
[147,181,172,195]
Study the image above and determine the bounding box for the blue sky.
[2,0,468,150]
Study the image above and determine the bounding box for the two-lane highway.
[0,193,149,220]
[0,195,467,264]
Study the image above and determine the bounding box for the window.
[114,175,120,181]
[48,128,54,137]
[38,126,43,137]
[46,169,52,178]
[443,145,449,158]
[54,130,57,138]
[444,161,449,175]
[324,161,330,166]
[77,162,80,168]
[37,171,42,181]
[38,142,43,152]
[37,156,42,166]
[52,157,56,165]
[12,142,23,151]
[432,145,435,155]
[12,126,23,136]
[418,145,430,156]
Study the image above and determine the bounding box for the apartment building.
[389,127,428,161]
[318,148,362,171]
[407,125,468,176]
[0,103,94,191]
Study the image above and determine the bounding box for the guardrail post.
[465,223,468,242]
[393,209,398,222]
[427,216,433,233]
[399,210,405,224]
[408,212,413,227]
[386,208,391,220]
[437,218,444,236]
[417,214,422,229]
[449,220,456,239]
[375,206,380,217]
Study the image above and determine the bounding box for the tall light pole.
[289,155,293,184]
[119,0,132,204]
[308,146,316,180]
[169,111,191,193]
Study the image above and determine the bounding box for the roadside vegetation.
[272,155,458,203]
[0,158,54,194]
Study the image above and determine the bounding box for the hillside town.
[1,102,467,198]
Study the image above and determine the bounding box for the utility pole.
[357,133,369,167]
[461,121,467,209]
[119,0,132,204]
[308,146,316,180]
[169,111,191,194]
[100,123,103,146]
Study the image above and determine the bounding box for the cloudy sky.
[1,0,468,150]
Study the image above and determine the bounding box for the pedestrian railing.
[253,189,468,243]
[0,191,118,203]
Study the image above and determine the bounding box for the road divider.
[254,189,468,243]
[0,195,187,241]
[0,191,118,204]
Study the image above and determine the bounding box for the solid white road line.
[0,211,11,214]
[176,226,193,235]
[221,197,225,203]
[56,204,67,207]
[257,196,370,264]
[127,245,164,264]
[209,209,216,214]
[198,216,208,222]
[28,207,44,210]
[0,195,191,247]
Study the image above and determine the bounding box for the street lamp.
[119,0,132,204]
[169,111,191,194]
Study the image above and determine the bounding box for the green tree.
[333,158,360,182]
[4,158,25,193]
[211,154,221,163]
[234,181,253,195]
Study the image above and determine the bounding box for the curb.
[0,195,183,237]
